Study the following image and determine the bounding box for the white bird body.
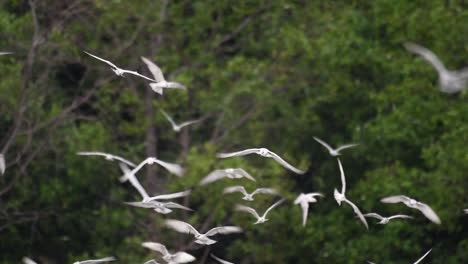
[77,151,136,167]
[334,159,368,229]
[294,192,324,226]
[141,57,187,95]
[363,213,413,224]
[210,254,234,264]
[160,110,200,132]
[73,256,116,264]
[199,168,256,185]
[22,257,37,264]
[235,199,285,224]
[313,137,358,156]
[223,186,278,201]
[84,51,156,82]
[404,42,468,93]
[165,219,242,245]
[126,199,192,214]
[380,195,441,224]
[0,153,5,175]
[142,242,195,264]
[217,148,305,174]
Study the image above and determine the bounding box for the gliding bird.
[217,148,305,174]
[380,195,441,224]
[199,168,256,185]
[363,213,413,224]
[142,242,195,264]
[165,219,242,245]
[294,192,324,226]
[73,256,116,264]
[404,42,468,93]
[125,189,193,214]
[141,56,187,95]
[333,158,368,229]
[160,110,200,133]
[235,199,285,224]
[313,137,358,157]
[223,186,279,201]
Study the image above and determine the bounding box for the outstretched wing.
[0,52,13,56]
[178,119,201,129]
[124,201,155,208]
[173,252,196,263]
[264,198,285,218]
[216,149,261,158]
[119,162,149,200]
[141,56,165,82]
[336,143,359,152]
[313,137,334,153]
[362,213,383,220]
[153,158,185,177]
[299,202,309,227]
[79,256,116,264]
[404,42,446,73]
[343,198,369,230]
[235,168,256,181]
[141,242,169,256]
[380,195,410,204]
[388,214,413,220]
[268,151,305,174]
[413,249,432,264]
[199,170,227,185]
[235,205,260,219]
[251,188,279,197]
[166,82,187,90]
[160,110,179,130]
[337,158,346,194]
[165,219,200,236]
[210,254,234,264]
[205,226,243,237]
[223,186,248,196]
[83,51,118,69]
[416,202,441,224]
[148,190,191,201]
[163,202,193,211]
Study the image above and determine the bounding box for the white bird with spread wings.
[160,110,200,133]
[294,192,323,227]
[199,168,256,185]
[313,137,358,157]
[165,219,242,245]
[381,195,441,224]
[223,186,279,201]
[235,199,285,224]
[141,56,187,95]
[142,242,195,264]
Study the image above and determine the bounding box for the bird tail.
[150,83,163,95]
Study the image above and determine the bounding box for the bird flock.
[1,40,466,264]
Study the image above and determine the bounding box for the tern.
[119,157,184,183]
[142,242,195,264]
[404,42,468,93]
[313,137,358,157]
[223,186,279,201]
[125,189,192,214]
[235,199,285,224]
[363,213,413,224]
[294,192,324,226]
[0,153,5,175]
[333,158,368,229]
[141,56,187,95]
[380,195,441,224]
[199,168,256,185]
[160,110,200,133]
[73,256,116,264]
[165,219,242,245]
[22,257,37,264]
[77,151,136,167]
[84,51,156,81]
[217,148,305,174]
[210,254,233,264]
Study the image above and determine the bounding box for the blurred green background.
[0,0,467,263]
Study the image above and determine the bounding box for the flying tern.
[199,168,256,185]
[380,195,441,224]
[313,137,358,156]
[294,192,324,226]
[217,148,305,174]
[160,110,200,133]
[165,219,242,245]
[141,56,187,95]
[223,186,279,201]
[142,242,195,264]
[235,199,285,224]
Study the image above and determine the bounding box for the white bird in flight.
[380,195,441,224]
[160,110,200,133]
[84,51,156,82]
[404,42,468,93]
[223,186,279,201]
[165,219,242,245]
[217,148,305,174]
[363,213,413,224]
[142,241,196,264]
[235,199,285,224]
[22,257,37,264]
[313,137,358,157]
[294,192,324,227]
[210,254,234,264]
[141,56,187,95]
[333,158,368,229]
[199,168,256,185]
[77,151,137,167]
[125,189,192,214]
[73,256,116,264]
[0,153,5,175]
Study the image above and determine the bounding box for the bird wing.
[163,202,193,211]
[177,119,201,129]
[153,158,185,177]
[76,151,108,157]
[83,51,118,69]
[305,192,324,201]
[22,257,37,264]
[173,252,196,263]
[119,162,149,199]
[337,158,346,194]
[79,257,116,263]
[235,205,260,219]
[313,136,334,153]
[0,52,13,55]
[294,194,305,204]
[166,82,187,90]
[362,213,383,220]
[124,201,155,208]
[415,202,441,224]
[251,188,279,197]
[199,170,226,185]
[380,195,410,204]
[335,143,359,152]
[160,110,179,130]
[122,69,158,82]
[404,42,447,73]
[210,254,234,264]
[300,201,309,227]
[413,249,432,264]
[264,198,285,218]
[216,148,261,158]
[235,168,256,181]
[148,190,191,201]
[143,260,160,264]
[343,198,369,230]
[141,242,169,256]
[268,151,305,174]
[0,154,5,175]
[388,214,413,220]
[112,156,136,167]
[141,56,165,82]
[165,219,200,236]
[223,186,248,196]
[204,226,242,237]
